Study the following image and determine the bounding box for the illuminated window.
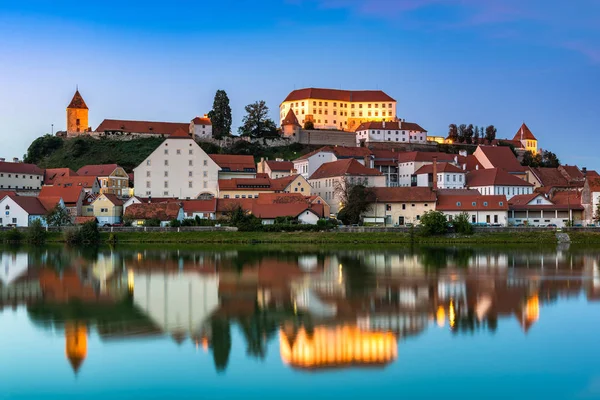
[351,104,355,108]
[324,102,328,106]
[313,101,316,106]
[319,101,322,106]
[359,104,363,109]
[359,112,363,117]
[333,111,337,115]
[368,104,371,108]
[382,104,386,108]
[389,103,392,108]
[368,112,372,116]
[375,112,379,116]
[374,104,378,108]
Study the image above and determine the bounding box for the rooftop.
[283,88,396,103]
[414,162,464,175]
[296,146,372,161]
[356,121,427,132]
[77,164,120,177]
[437,194,508,211]
[266,160,294,172]
[67,90,88,110]
[467,168,533,187]
[124,202,181,221]
[44,168,78,185]
[39,185,84,205]
[209,154,256,172]
[0,161,44,175]
[369,187,436,203]
[475,146,525,173]
[512,123,537,141]
[95,119,189,136]
[309,159,382,180]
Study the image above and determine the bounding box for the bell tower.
[66,88,89,134]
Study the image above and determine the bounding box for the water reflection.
[1,245,599,376]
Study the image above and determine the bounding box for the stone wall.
[297,129,356,147]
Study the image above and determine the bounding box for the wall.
[296,130,356,147]
[471,185,533,199]
[310,175,385,215]
[0,197,43,227]
[67,108,88,133]
[93,195,123,225]
[437,172,465,189]
[100,168,129,196]
[365,201,435,226]
[442,210,509,226]
[0,172,43,190]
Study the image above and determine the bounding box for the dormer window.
[456,202,461,206]
[483,202,488,206]
[5,205,9,210]
[499,202,504,206]
[472,202,476,206]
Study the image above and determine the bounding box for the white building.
[355,120,428,145]
[133,129,221,199]
[0,195,55,227]
[280,88,397,131]
[309,159,385,215]
[466,168,534,200]
[293,146,373,180]
[508,193,584,227]
[191,116,213,140]
[0,160,44,191]
[437,194,509,226]
[397,152,458,187]
[414,162,466,189]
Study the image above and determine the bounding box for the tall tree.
[541,150,560,168]
[335,180,373,225]
[207,90,232,139]
[474,125,480,143]
[448,124,458,142]
[44,205,72,227]
[485,125,497,142]
[238,100,278,138]
[464,124,474,144]
[457,124,467,143]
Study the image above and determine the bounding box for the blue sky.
[0,0,599,168]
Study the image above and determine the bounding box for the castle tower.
[65,321,88,374]
[66,89,89,134]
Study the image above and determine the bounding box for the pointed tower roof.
[169,128,191,138]
[67,90,88,110]
[513,123,536,141]
[282,109,301,127]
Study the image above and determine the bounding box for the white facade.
[134,136,221,199]
[443,210,509,226]
[0,166,43,191]
[356,126,427,145]
[191,120,212,140]
[298,210,320,225]
[0,196,45,227]
[416,172,465,189]
[309,175,386,215]
[471,185,533,200]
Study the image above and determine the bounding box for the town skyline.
[1,1,599,168]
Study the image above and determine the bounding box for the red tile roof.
[266,160,294,172]
[559,165,584,181]
[369,187,436,203]
[296,146,373,161]
[588,177,600,192]
[467,168,533,187]
[218,177,272,191]
[255,193,307,204]
[397,151,456,163]
[39,185,84,205]
[530,168,569,187]
[282,109,301,127]
[551,191,583,206]
[436,189,481,196]
[414,162,464,175]
[100,193,124,206]
[283,88,396,103]
[170,128,192,138]
[192,116,212,125]
[54,176,98,189]
[252,202,324,219]
[586,170,600,178]
[124,202,181,221]
[209,154,256,172]
[0,190,16,200]
[67,90,88,109]
[509,192,583,211]
[75,216,97,225]
[512,123,536,141]
[129,196,180,204]
[508,193,541,206]
[44,168,78,185]
[270,175,300,191]
[95,119,189,136]
[38,196,62,211]
[309,159,382,180]
[476,146,525,173]
[356,121,427,132]
[0,161,44,175]
[5,195,48,215]
[456,155,483,172]
[216,198,254,213]
[77,164,119,177]
[437,194,508,211]
[181,199,217,214]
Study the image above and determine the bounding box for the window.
[12,218,17,224]
[386,204,392,211]
[389,103,392,108]
[456,202,462,206]
[146,171,151,177]
[494,215,498,224]
[164,149,168,155]
[189,160,193,166]
[101,208,108,213]
[313,101,316,106]
[319,102,322,106]
[146,181,150,188]
[368,112,372,117]
[164,181,168,188]
[164,160,169,166]
[164,191,169,196]
[368,104,371,108]
[203,181,207,188]
[324,102,328,106]
[176,149,181,155]
[203,171,207,177]
[416,215,420,221]
[189,182,193,188]
[359,104,363,109]
[224,195,230,199]
[472,202,476,206]
[402,204,406,210]
[189,149,193,155]
[472,215,476,223]
[146,160,151,166]
[483,202,488,206]
[164,171,168,177]
[499,202,504,206]
[189,171,193,177]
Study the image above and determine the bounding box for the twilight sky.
[0,0,599,168]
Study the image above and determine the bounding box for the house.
[414,162,466,189]
[355,120,428,145]
[397,152,457,187]
[124,202,184,227]
[43,168,78,186]
[306,195,331,217]
[191,115,212,140]
[54,176,101,194]
[122,196,180,212]
[362,187,437,226]
[526,165,586,192]
[209,154,256,180]
[0,195,51,227]
[91,193,124,226]
[215,198,254,219]
[582,177,600,223]
[257,158,295,179]
[218,174,311,199]
[512,123,538,154]
[134,129,221,199]
[473,146,527,179]
[253,201,324,225]
[436,194,509,226]
[77,164,129,196]
[371,149,399,187]
[39,185,85,218]
[466,168,533,199]
[0,160,44,191]
[181,199,217,220]
[293,146,373,180]
[308,159,385,215]
[508,193,584,227]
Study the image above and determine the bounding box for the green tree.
[473,125,480,143]
[303,120,315,130]
[211,317,232,373]
[453,212,473,235]
[448,124,458,142]
[45,205,72,227]
[541,150,560,168]
[419,210,448,236]
[457,124,467,143]
[78,220,100,243]
[207,90,232,139]
[24,134,64,164]
[335,181,373,225]
[26,219,47,244]
[485,125,497,142]
[464,124,474,144]
[521,150,538,167]
[238,100,278,138]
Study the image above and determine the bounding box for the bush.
[317,219,338,230]
[236,215,264,232]
[454,212,473,235]
[26,219,47,244]
[4,228,23,243]
[144,218,161,227]
[79,221,100,243]
[419,211,448,236]
[63,226,79,243]
[169,219,181,228]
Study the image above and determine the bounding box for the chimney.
[12,157,19,163]
[582,167,587,177]
[432,156,438,191]
[148,195,152,204]
[0,158,4,162]
[463,163,466,171]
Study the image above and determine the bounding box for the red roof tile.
[476,146,525,173]
[530,168,569,187]
[551,191,583,206]
[270,175,300,191]
[192,117,212,125]
[437,194,508,211]
[5,195,48,215]
[38,196,62,211]
[67,90,88,109]
[508,193,541,206]
[75,216,97,225]
[266,160,294,172]
[559,165,584,182]
[95,119,189,136]
[356,121,427,132]
[100,193,123,206]
[283,88,396,103]
[44,168,78,185]
[54,176,98,189]
[170,128,192,138]
[209,154,256,172]
[218,177,272,191]
[456,155,483,172]
[467,168,533,187]
[124,202,181,221]
[181,199,217,214]
[0,161,44,175]
[76,164,119,177]
[255,193,307,204]
[436,189,481,196]
[588,177,600,192]
[414,162,464,175]
[586,170,600,178]
[282,109,301,127]
[252,202,324,219]
[0,191,16,200]
[512,123,536,141]
[39,185,84,205]
[369,187,436,203]
[309,159,382,180]
[216,198,254,213]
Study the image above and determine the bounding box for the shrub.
[169,219,181,228]
[63,226,79,243]
[79,221,100,243]
[123,216,133,227]
[26,219,47,244]
[236,215,263,232]
[454,212,473,235]
[108,233,117,244]
[4,228,23,243]
[419,211,448,236]
[144,218,161,227]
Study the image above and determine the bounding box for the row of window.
[0,218,18,225]
[146,171,208,178]
[301,101,393,109]
[164,149,194,155]
[145,181,209,189]
[146,159,209,167]
[0,174,40,179]
[0,185,37,189]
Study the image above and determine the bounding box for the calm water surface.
[1,244,600,399]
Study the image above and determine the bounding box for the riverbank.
[4,229,597,244]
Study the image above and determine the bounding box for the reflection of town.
[1,246,599,374]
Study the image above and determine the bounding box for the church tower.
[66,89,89,134]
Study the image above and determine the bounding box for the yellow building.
[362,187,437,226]
[92,193,124,225]
[65,321,88,374]
[513,123,538,154]
[66,89,89,134]
[77,164,130,196]
[280,88,397,132]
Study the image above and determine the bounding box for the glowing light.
[127,269,134,292]
[436,306,445,328]
[525,295,539,323]
[449,300,456,329]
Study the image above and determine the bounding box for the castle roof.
[513,123,537,141]
[67,90,88,110]
[282,109,301,127]
[192,116,212,125]
[283,88,396,103]
[209,154,256,172]
[95,119,189,136]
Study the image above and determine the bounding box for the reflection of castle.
[65,322,87,373]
